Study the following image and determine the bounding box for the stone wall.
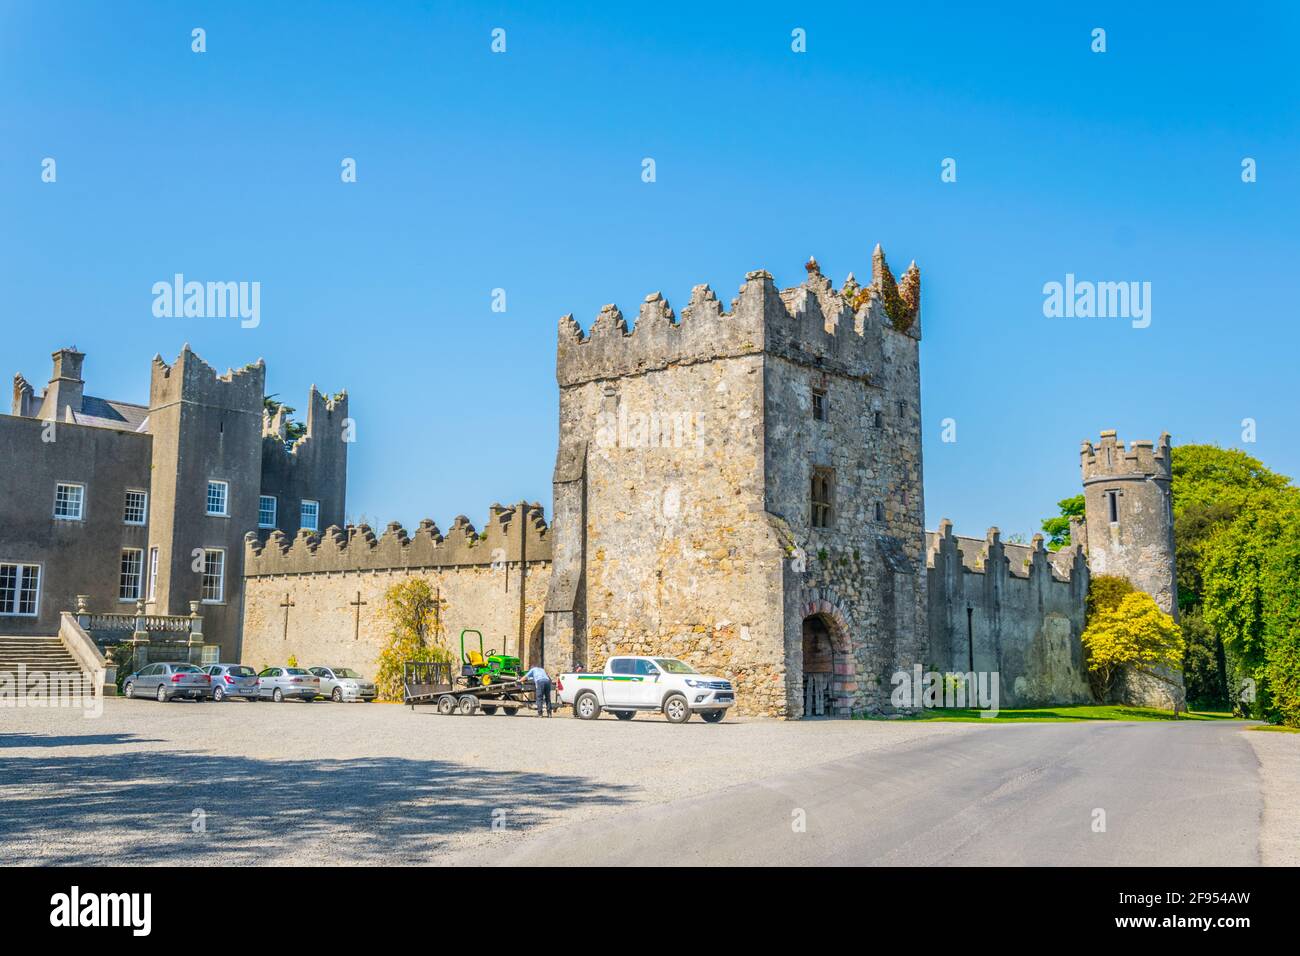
[926,522,1093,708]
[241,505,552,682]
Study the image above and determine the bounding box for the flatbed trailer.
[403,660,537,716]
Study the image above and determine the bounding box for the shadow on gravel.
[0,750,637,865]
[0,733,164,749]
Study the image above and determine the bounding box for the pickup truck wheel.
[574,692,601,720]
[663,694,691,724]
[614,710,635,721]
[437,694,457,715]
[700,709,726,723]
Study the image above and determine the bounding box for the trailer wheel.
[663,694,691,724]
[437,694,457,715]
[458,695,479,716]
[481,705,498,716]
[502,707,518,716]
[614,711,635,721]
[574,692,601,720]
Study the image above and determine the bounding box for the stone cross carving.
[349,591,367,641]
[278,593,295,641]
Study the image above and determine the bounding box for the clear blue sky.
[3,1,1297,538]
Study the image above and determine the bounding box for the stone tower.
[544,248,927,717]
[1078,430,1183,707]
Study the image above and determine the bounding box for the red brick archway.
[800,592,855,718]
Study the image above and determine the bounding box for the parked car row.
[123,662,377,703]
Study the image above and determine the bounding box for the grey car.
[309,666,377,702]
[123,662,213,702]
[257,666,321,702]
[205,663,261,702]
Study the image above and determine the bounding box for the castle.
[3,248,1181,715]
[1,346,348,659]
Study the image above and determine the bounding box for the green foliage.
[1086,574,1135,619]
[1041,494,1085,550]
[1081,591,1183,704]
[373,579,452,701]
[263,394,308,444]
[1170,444,1289,520]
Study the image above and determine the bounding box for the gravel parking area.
[0,698,977,865]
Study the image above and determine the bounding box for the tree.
[373,579,452,701]
[1080,590,1184,705]
[1041,495,1085,550]
[264,394,308,444]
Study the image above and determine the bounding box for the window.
[201,549,225,603]
[0,562,41,616]
[53,483,84,520]
[206,480,229,516]
[123,489,148,525]
[147,547,159,601]
[811,468,834,528]
[200,645,220,665]
[873,410,883,428]
[301,499,320,531]
[897,400,907,418]
[119,549,144,602]
[1107,490,1120,524]
[812,388,827,422]
[610,658,636,675]
[634,659,660,676]
[875,502,885,521]
[258,495,277,529]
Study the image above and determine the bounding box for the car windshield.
[285,668,311,676]
[172,664,202,673]
[333,668,363,679]
[229,666,256,677]
[654,659,697,675]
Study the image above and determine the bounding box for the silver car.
[205,663,261,702]
[123,662,212,702]
[309,666,377,702]
[257,666,321,702]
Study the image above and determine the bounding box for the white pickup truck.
[556,655,735,724]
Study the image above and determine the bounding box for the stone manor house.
[2,248,1180,716]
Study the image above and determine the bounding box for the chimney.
[42,347,86,421]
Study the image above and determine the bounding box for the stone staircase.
[0,635,97,698]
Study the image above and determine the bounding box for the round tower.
[1078,429,1177,618]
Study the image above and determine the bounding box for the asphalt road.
[484,720,1263,866]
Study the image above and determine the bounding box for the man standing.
[524,664,553,717]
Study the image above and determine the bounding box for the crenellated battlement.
[1080,429,1172,483]
[149,345,265,413]
[926,518,1088,584]
[557,248,921,387]
[244,502,552,576]
[262,385,350,454]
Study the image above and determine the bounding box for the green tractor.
[459,629,522,687]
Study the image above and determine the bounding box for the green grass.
[1249,724,1300,733]
[869,704,1243,723]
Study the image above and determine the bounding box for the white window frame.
[124,489,148,525]
[200,645,220,665]
[0,561,42,617]
[300,499,320,532]
[258,495,278,529]
[206,480,229,517]
[119,548,144,602]
[53,482,85,521]
[147,546,160,602]
[201,548,226,604]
